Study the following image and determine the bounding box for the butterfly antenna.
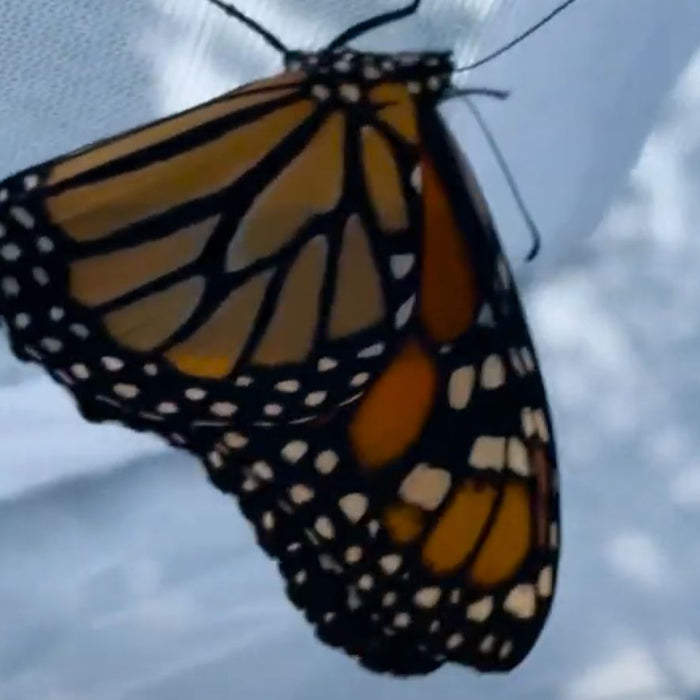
[456,0,578,72]
[460,93,541,261]
[207,0,288,55]
[327,0,421,50]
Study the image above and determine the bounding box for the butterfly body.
[0,23,559,677]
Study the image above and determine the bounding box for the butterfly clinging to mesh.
[0,0,576,676]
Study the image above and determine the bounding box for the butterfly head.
[284,48,454,98]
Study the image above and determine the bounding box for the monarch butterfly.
[0,0,575,676]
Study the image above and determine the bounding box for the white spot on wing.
[499,641,513,659]
[319,554,342,573]
[1,244,21,261]
[347,587,361,610]
[414,587,441,608]
[399,464,451,510]
[40,337,62,353]
[537,566,554,598]
[358,574,374,590]
[315,516,335,539]
[208,451,224,469]
[477,303,495,327]
[14,313,30,329]
[448,366,475,409]
[509,347,525,376]
[282,441,308,463]
[24,174,39,189]
[102,356,124,372]
[393,612,411,628]
[315,450,338,473]
[520,346,536,373]
[252,461,273,481]
[382,591,397,607]
[358,342,384,358]
[10,206,34,229]
[185,387,206,401]
[70,324,89,339]
[345,546,362,564]
[395,295,416,328]
[379,554,402,574]
[550,522,559,549]
[32,267,49,285]
[262,512,275,531]
[113,383,139,399]
[411,165,422,192]
[339,493,368,522]
[469,436,506,470]
[496,257,510,289]
[521,407,536,436]
[339,84,361,102]
[318,357,337,372]
[507,437,529,476]
[503,584,537,618]
[1,277,19,296]
[390,254,415,279]
[481,354,505,389]
[70,364,90,380]
[290,484,314,504]
[305,390,327,406]
[533,409,550,442]
[350,372,370,387]
[466,596,493,622]
[312,85,331,101]
[211,401,237,417]
[446,633,463,650]
[241,478,259,492]
[479,635,495,653]
[37,236,54,253]
[275,379,300,393]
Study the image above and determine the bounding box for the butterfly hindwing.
[194,88,559,675]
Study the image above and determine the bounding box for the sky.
[2,1,700,698]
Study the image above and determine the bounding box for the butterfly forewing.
[0,70,423,446]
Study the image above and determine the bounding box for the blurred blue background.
[2,1,700,697]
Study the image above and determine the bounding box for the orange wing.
[0,74,425,445]
[0,71,558,675]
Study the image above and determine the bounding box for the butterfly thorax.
[284,48,453,99]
